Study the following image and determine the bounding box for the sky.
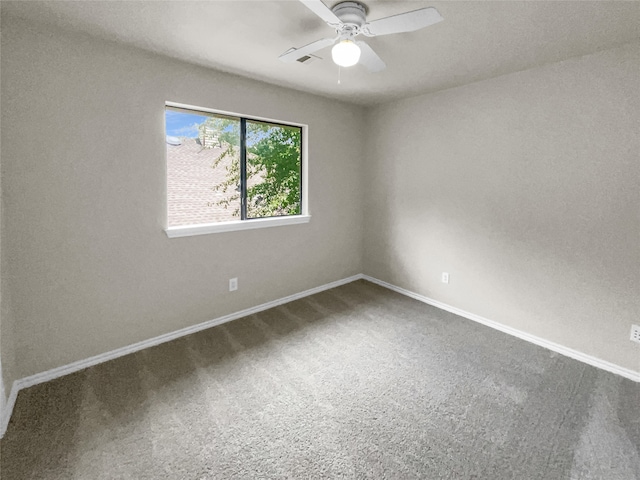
[165,110,208,138]
[165,109,297,144]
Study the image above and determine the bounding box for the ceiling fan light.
[331,40,361,67]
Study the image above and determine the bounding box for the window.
[164,103,308,237]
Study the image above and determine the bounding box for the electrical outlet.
[442,272,449,284]
[229,278,238,292]
[631,325,640,344]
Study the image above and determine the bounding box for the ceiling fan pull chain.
[338,65,341,85]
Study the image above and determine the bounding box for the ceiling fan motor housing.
[332,1,367,28]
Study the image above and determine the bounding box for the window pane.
[166,107,241,226]
[245,120,302,219]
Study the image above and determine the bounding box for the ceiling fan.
[279,0,443,72]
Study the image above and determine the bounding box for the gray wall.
[363,41,640,372]
[0,43,5,407]
[0,15,13,406]
[0,18,365,380]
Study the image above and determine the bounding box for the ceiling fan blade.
[279,37,336,63]
[299,0,342,25]
[364,7,443,36]
[356,41,386,73]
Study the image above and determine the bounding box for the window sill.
[165,215,311,238]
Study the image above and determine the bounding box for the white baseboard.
[3,380,18,437]
[2,272,637,438]
[0,358,5,421]
[0,274,364,438]
[362,275,640,383]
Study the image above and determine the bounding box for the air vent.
[296,54,320,64]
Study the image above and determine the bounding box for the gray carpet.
[1,280,639,479]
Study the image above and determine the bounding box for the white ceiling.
[3,0,639,106]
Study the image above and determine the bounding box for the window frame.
[164,102,309,238]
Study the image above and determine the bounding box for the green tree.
[206,117,301,218]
